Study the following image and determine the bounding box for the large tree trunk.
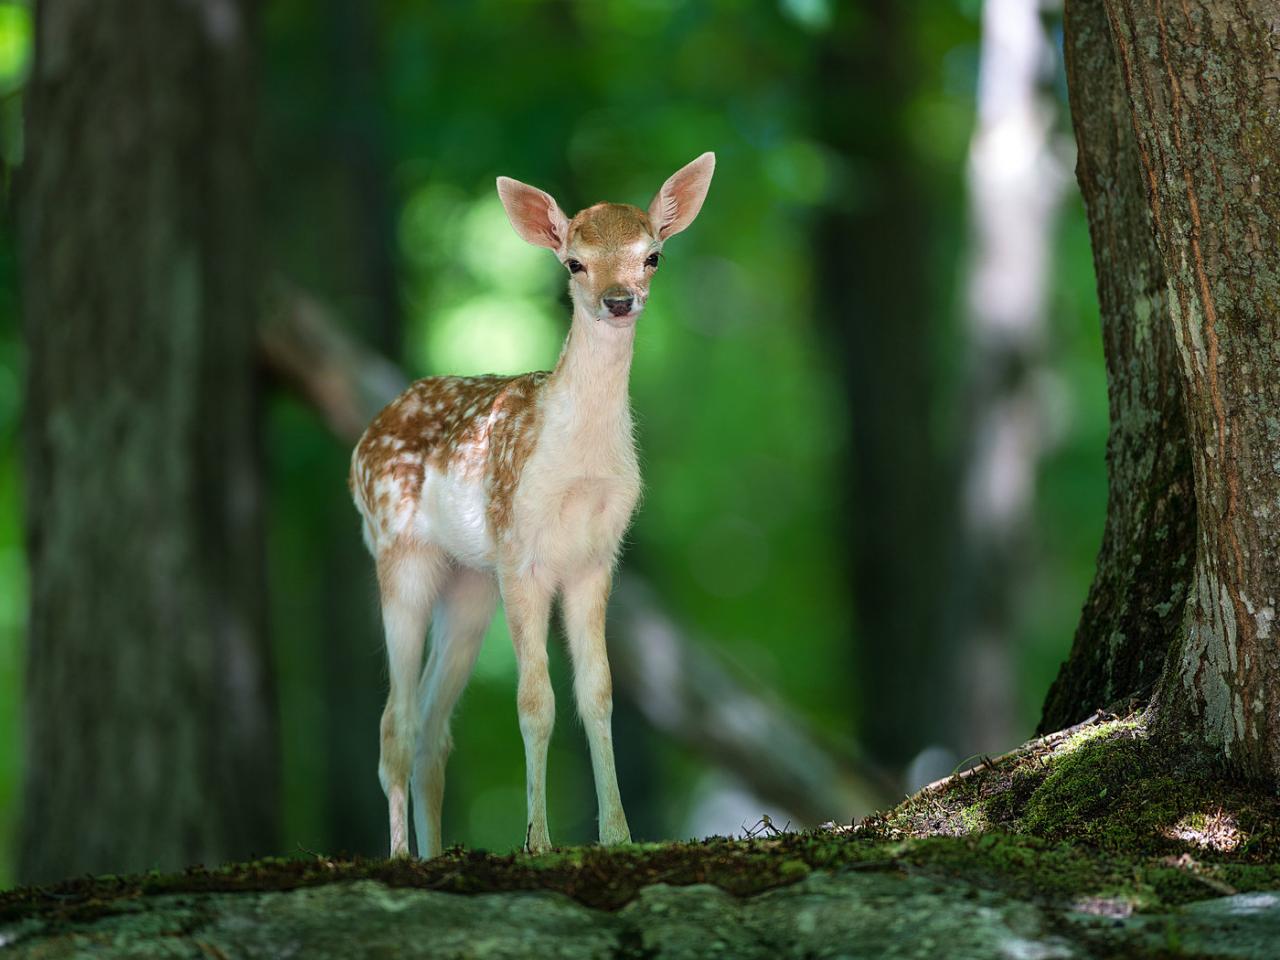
[19,0,277,881]
[1054,0,1280,779]
[1037,0,1196,734]
[1098,0,1280,779]
[321,0,401,856]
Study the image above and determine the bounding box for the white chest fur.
[506,374,641,582]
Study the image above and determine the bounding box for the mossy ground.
[881,712,1280,911]
[5,714,1279,930]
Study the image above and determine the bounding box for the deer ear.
[648,152,715,240]
[496,176,569,251]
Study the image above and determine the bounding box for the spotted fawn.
[350,154,715,856]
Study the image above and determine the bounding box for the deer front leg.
[501,570,555,854]
[562,565,631,846]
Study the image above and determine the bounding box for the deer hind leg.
[411,565,498,859]
[500,569,555,854]
[562,564,631,846]
[377,540,448,858]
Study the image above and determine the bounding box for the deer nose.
[603,292,635,317]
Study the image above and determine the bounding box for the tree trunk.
[1037,0,1196,734]
[323,0,401,856]
[19,0,277,881]
[1095,0,1280,779]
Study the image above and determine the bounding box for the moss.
[6,826,1280,932]
[0,834,896,926]
[6,716,1280,932]
[875,714,1280,916]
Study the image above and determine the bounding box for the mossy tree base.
[4,718,1279,958]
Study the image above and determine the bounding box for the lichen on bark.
[1097,0,1280,779]
[1038,0,1195,734]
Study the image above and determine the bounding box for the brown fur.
[351,372,549,543]
[567,203,653,247]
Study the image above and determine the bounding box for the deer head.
[497,153,715,327]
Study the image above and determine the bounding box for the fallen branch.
[919,709,1117,795]
[258,283,898,822]
[259,280,409,441]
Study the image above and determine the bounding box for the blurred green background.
[0,0,1106,881]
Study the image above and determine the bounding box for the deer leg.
[411,566,498,859]
[501,570,555,854]
[562,564,631,846]
[377,541,447,858]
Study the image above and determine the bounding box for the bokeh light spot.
[462,195,559,295]
[423,294,561,376]
[0,5,30,90]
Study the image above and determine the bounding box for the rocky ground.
[4,715,1279,958]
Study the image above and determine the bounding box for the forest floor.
[3,714,1280,958]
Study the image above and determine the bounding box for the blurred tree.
[329,0,400,359]
[317,0,401,857]
[814,0,955,771]
[1037,0,1194,733]
[949,0,1067,758]
[18,0,277,880]
[1052,0,1280,782]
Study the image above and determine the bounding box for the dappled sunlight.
[1163,809,1246,854]
[1069,895,1134,918]
[1044,717,1141,761]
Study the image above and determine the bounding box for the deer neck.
[544,305,636,442]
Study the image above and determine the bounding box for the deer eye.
[566,259,585,274]
[645,252,660,268]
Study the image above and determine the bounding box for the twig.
[920,709,1115,794]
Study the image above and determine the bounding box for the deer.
[349,153,715,858]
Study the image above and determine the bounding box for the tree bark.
[1096,0,1280,779]
[1038,0,1197,733]
[19,0,277,881]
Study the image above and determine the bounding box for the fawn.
[350,154,715,857]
